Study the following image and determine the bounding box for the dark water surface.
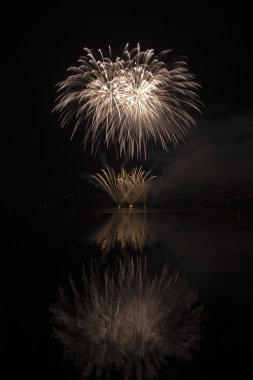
[4,207,253,379]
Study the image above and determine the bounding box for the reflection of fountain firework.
[89,211,156,252]
[51,259,204,379]
[54,44,201,158]
[90,166,156,207]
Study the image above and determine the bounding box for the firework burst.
[54,44,201,158]
[90,166,156,207]
[50,258,204,379]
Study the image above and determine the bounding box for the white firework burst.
[54,44,201,158]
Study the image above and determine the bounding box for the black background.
[3,2,252,205]
[3,3,253,379]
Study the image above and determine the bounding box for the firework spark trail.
[54,44,201,158]
[90,166,156,207]
[50,258,204,379]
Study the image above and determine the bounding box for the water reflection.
[51,258,204,379]
[88,210,157,252]
[86,209,253,293]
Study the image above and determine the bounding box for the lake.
[5,207,253,379]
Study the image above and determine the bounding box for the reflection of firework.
[51,259,204,379]
[89,211,156,252]
[54,44,201,158]
[90,166,156,207]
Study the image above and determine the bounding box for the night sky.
[3,4,253,379]
[4,2,253,206]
